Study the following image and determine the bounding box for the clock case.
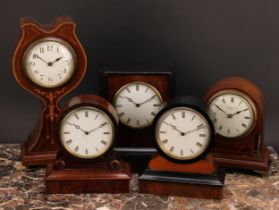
[204,77,270,173]
[45,94,131,194]
[139,97,225,199]
[12,17,87,166]
[100,65,176,171]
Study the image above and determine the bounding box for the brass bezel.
[113,81,163,129]
[155,107,212,161]
[60,106,115,159]
[23,37,77,88]
[207,89,257,139]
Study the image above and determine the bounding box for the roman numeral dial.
[208,91,256,138]
[24,38,76,88]
[60,106,115,159]
[155,107,211,161]
[113,81,163,128]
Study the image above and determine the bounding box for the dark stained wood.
[45,94,131,194]
[12,17,87,166]
[204,77,271,172]
[139,154,225,199]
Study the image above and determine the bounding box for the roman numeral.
[219,125,223,130]
[151,112,157,116]
[119,112,125,117]
[196,142,203,147]
[161,139,168,144]
[85,111,88,118]
[126,118,131,124]
[95,114,99,120]
[101,140,107,145]
[115,104,123,108]
[136,84,139,91]
[74,146,79,152]
[64,131,70,134]
[153,104,160,107]
[171,114,176,120]
[182,112,185,118]
[85,149,88,155]
[66,139,72,145]
[39,47,44,53]
[169,146,174,152]
[180,150,184,156]
[100,122,108,127]
[199,134,206,137]
[145,87,149,93]
[222,98,226,103]
[74,113,79,119]
[126,87,131,93]
[191,115,196,121]
[239,101,243,106]
[197,124,204,128]
[245,116,250,119]
[241,123,247,128]
[103,132,110,135]
[160,131,166,134]
[137,120,140,126]
[190,149,194,154]
[213,118,217,123]
[231,97,234,103]
[227,128,230,134]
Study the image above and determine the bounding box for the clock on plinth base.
[204,77,270,173]
[100,65,175,172]
[45,94,131,194]
[139,97,225,199]
[12,17,87,166]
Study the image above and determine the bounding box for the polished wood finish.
[139,154,225,199]
[45,94,131,194]
[12,17,87,166]
[100,66,175,155]
[204,77,270,172]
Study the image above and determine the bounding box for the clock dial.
[24,38,76,88]
[60,106,114,159]
[113,82,163,128]
[155,107,211,161]
[208,90,256,138]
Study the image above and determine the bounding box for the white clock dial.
[208,90,256,138]
[155,107,211,161]
[24,38,76,88]
[113,82,163,128]
[60,107,114,159]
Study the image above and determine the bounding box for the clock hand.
[88,122,108,133]
[34,54,48,64]
[139,95,157,106]
[125,96,140,107]
[49,56,63,65]
[228,108,249,118]
[184,125,206,135]
[66,122,87,134]
[214,104,229,117]
[163,121,185,135]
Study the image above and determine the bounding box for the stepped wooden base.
[138,155,225,199]
[213,147,271,173]
[45,160,131,194]
[21,143,57,167]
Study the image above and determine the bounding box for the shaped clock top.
[208,91,256,138]
[60,106,114,159]
[24,38,76,88]
[155,107,211,161]
[113,81,163,128]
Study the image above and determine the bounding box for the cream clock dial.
[60,106,114,159]
[24,38,76,88]
[208,90,256,138]
[113,81,163,128]
[155,107,211,161]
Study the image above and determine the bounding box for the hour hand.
[33,54,48,64]
[229,108,249,117]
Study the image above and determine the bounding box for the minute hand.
[139,95,156,105]
[184,125,206,135]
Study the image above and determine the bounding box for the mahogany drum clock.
[139,97,225,199]
[45,94,131,194]
[100,65,175,167]
[12,17,87,166]
[204,77,270,172]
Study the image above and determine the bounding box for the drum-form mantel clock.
[12,17,87,166]
[45,94,131,194]
[139,97,225,199]
[100,65,176,162]
[204,77,270,172]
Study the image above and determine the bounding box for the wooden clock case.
[12,17,87,166]
[45,94,131,194]
[204,77,270,172]
[100,65,176,171]
[139,97,225,199]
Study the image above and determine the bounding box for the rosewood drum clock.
[100,65,175,165]
[45,94,131,194]
[12,17,87,166]
[139,97,225,199]
[204,77,270,172]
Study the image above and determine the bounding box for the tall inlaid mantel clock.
[100,65,176,166]
[12,17,87,166]
[204,77,270,172]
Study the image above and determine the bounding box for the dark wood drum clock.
[204,77,270,173]
[45,94,131,194]
[139,97,225,199]
[12,17,87,166]
[100,65,175,169]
